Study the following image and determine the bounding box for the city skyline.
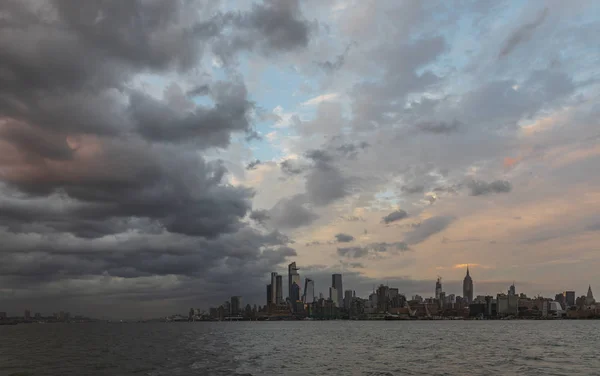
[0,1,599,318]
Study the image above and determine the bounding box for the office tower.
[463,266,474,304]
[304,278,315,303]
[276,275,283,304]
[508,283,516,296]
[270,272,278,304]
[377,284,389,312]
[344,290,353,310]
[564,291,575,307]
[319,292,324,300]
[291,282,300,304]
[332,274,343,310]
[24,310,31,320]
[231,296,242,315]
[329,287,338,307]
[288,262,300,300]
[266,284,272,306]
[435,277,442,300]
[586,285,595,305]
[555,293,566,309]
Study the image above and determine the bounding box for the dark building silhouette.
[276,275,283,304]
[266,284,272,306]
[463,266,474,304]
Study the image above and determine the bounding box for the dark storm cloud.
[499,8,549,58]
[404,216,454,245]
[246,160,262,170]
[416,120,460,134]
[468,180,512,196]
[131,81,254,147]
[335,233,355,243]
[0,0,314,316]
[382,210,409,224]
[249,209,270,224]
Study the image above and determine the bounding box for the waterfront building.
[344,289,353,310]
[435,277,442,300]
[303,278,315,303]
[555,293,565,309]
[276,275,283,304]
[377,284,389,313]
[231,296,242,315]
[332,274,343,310]
[463,266,474,304]
[329,286,338,307]
[564,291,576,307]
[497,293,519,317]
[24,310,31,320]
[290,282,300,305]
[288,262,300,301]
[266,284,272,306]
[270,272,278,305]
[586,285,595,305]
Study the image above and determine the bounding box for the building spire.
[466,264,470,277]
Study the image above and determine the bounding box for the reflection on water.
[1,321,599,375]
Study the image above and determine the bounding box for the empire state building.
[463,266,473,303]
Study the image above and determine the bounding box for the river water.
[1,321,599,376]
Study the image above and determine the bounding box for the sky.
[0,0,599,318]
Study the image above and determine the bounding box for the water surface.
[1,321,599,375]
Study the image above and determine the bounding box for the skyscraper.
[508,283,516,296]
[288,262,300,300]
[435,277,442,300]
[266,284,272,306]
[332,274,343,310]
[291,282,300,304]
[586,285,595,305]
[564,291,575,307]
[231,296,241,315]
[276,275,283,304]
[329,286,338,307]
[344,289,353,310]
[270,272,278,304]
[304,278,315,303]
[463,266,473,304]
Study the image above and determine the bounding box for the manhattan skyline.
[0,1,599,318]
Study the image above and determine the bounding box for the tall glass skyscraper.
[303,278,314,303]
[288,262,300,300]
[270,272,278,304]
[332,274,343,309]
[276,275,283,304]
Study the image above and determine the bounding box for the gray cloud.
[337,242,409,259]
[317,41,356,74]
[246,160,262,170]
[280,159,305,175]
[401,185,425,194]
[404,216,454,245]
[249,209,270,224]
[499,8,549,58]
[468,180,512,196]
[0,0,313,316]
[416,120,460,134]
[268,194,318,229]
[334,233,355,243]
[383,210,409,224]
[337,246,369,259]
